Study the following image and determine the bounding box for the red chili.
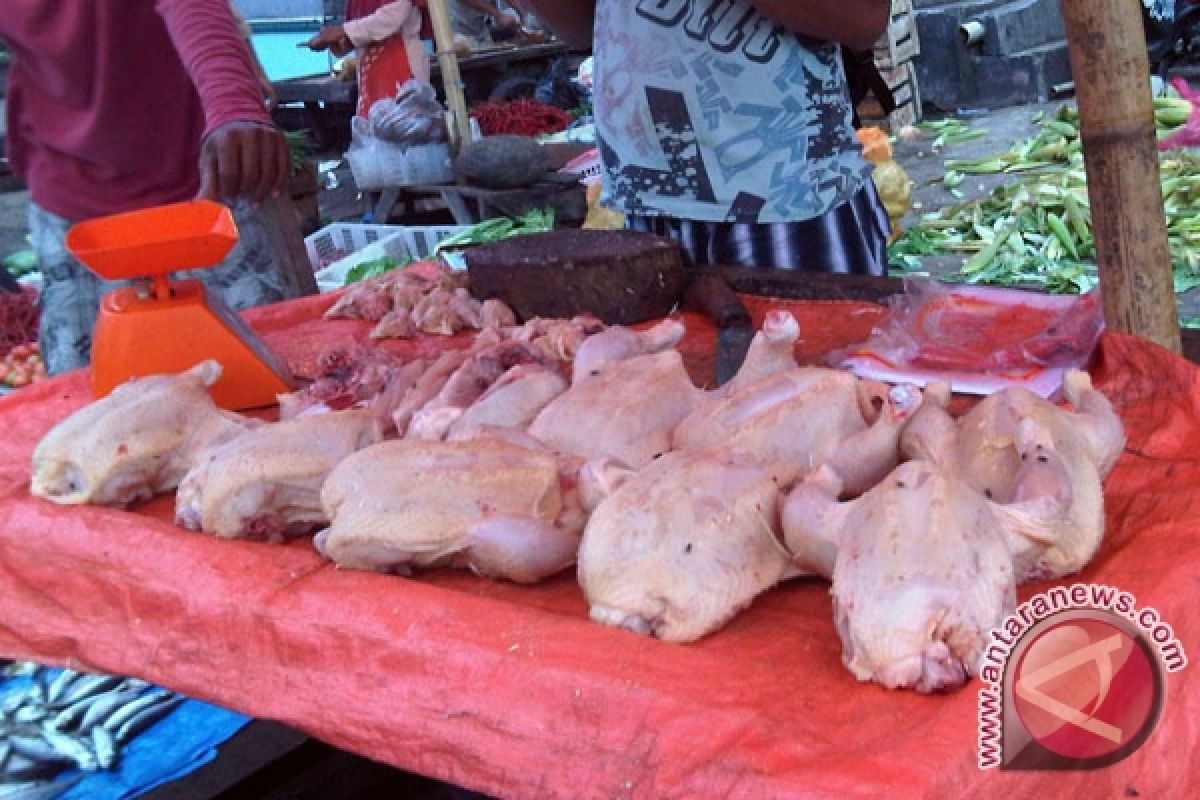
[470,99,572,137]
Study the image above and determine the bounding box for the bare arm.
[343,1,417,47]
[518,0,594,50]
[748,0,890,50]
[524,0,887,52]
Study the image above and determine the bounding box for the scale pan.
[66,200,238,280]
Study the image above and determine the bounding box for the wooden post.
[1061,0,1181,354]
[426,0,474,150]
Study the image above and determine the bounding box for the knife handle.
[682,274,752,329]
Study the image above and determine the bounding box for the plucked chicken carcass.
[900,371,1124,580]
[782,432,1075,692]
[175,410,385,541]
[316,436,585,583]
[673,367,922,496]
[31,360,254,506]
[578,448,798,642]
[405,339,551,440]
[444,364,567,440]
[528,320,701,468]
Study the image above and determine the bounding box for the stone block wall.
[913,0,1072,111]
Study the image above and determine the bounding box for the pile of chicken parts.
[30,307,1125,694]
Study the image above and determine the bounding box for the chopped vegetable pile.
[890,95,1200,295]
[470,99,573,137]
[344,254,414,286]
[435,207,555,251]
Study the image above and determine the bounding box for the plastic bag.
[1158,77,1200,150]
[367,80,447,146]
[832,279,1105,397]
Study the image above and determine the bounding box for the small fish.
[0,750,68,784]
[75,687,147,732]
[38,727,99,772]
[100,689,173,734]
[91,725,118,770]
[112,694,185,745]
[6,734,73,766]
[54,674,123,709]
[13,704,47,725]
[42,670,81,706]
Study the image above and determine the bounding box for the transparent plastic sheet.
[0,293,1196,798]
[833,279,1105,397]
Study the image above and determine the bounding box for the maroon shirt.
[1,0,273,222]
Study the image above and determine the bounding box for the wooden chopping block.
[465,229,687,325]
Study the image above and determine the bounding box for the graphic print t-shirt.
[593,0,870,224]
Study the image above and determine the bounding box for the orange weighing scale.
[65,200,293,410]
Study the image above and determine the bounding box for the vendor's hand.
[493,9,522,32]
[196,121,290,207]
[304,25,353,58]
[260,77,279,111]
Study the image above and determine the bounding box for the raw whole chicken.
[31,360,254,507]
[444,365,567,440]
[782,434,1075,692]
[673,368,922,496]
[316,437,585,583]
[578,449,798,642]
[525,318,698,468]
[900,371,1124,580]
[569,318,685,382]
[175,410,384,541]
[529,347,702,468]
[405,339,550,440]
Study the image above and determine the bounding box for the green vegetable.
[435,206,556,251]
[889,103,1200,301]
[2,249,37,278]
[344,255,413,286]
[284,129,316,176]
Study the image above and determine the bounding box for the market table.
[1,280,1198,798]
[273,41,571,150]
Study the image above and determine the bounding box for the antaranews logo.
[978,583,1187,771]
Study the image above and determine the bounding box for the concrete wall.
[913,0,1072,111]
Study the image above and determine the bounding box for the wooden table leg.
[372,188,402,224]
[437,189,479,224]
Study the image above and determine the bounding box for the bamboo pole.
[426,0,474,150]
[1061,0,1181,354]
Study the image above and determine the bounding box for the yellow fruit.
[872,160,913,222]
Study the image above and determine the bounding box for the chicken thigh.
[578,449,798,643]
[175,410,384,541]
[901,370,1124,580]
[316,437,584,583]
[31,360,254,507]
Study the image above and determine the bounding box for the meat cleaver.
[683,274,754,387]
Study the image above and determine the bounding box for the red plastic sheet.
[0,294,1197,798]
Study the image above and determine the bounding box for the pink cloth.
[1,0,273,222]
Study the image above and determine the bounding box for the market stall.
[273,41,570,151]
[1,281,1197,797]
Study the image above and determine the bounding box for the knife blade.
[682,274,755,387]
